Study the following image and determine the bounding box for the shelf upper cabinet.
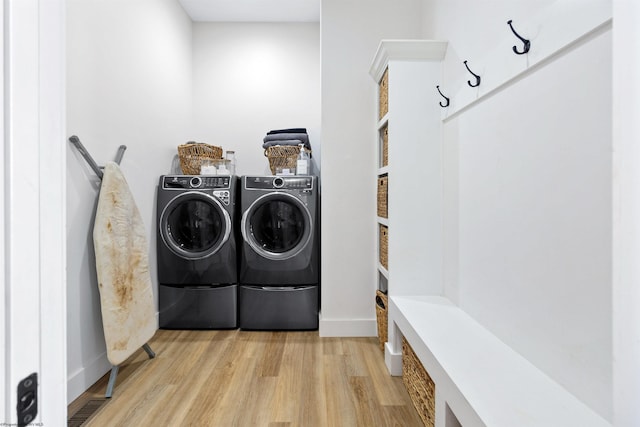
[369,40,448,84]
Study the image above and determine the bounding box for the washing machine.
[238,175,319,330]
[157,175,238,329]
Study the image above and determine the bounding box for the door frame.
[2,0,66,424]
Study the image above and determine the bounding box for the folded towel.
[262,139,304,149]
[268,128,307,135]
[264,132,310,144]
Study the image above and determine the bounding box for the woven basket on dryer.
[177,142,223,175]
[264,145,312,175]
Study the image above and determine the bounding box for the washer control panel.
[163,175,231,190]
[212,190,231,205]
[245,176,313,191]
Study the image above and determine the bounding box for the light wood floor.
[68,329,423,427]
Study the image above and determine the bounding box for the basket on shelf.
[381,124,389,167]
[377,175,388,218]
[403,337,436,427]
[177,142,223,175]
[379,68,389,119]
[375,290,388,352]
[379,224,388,270]
[264,145,312,175]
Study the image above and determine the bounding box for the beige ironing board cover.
[93,161,157,366]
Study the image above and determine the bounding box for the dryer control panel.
[245,176,313,191]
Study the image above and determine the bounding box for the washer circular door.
[241,192,312,261]
[160,191,231,260]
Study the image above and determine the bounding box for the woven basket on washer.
[264,145,312,175]
[402,337,436,427]
[177,142,223,175]
[375,290,388,352]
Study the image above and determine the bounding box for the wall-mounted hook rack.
[69,135,127,180]
[463,60,481,87]
[507,19,531,55]
[436,85,450,108]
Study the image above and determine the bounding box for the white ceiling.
[178,0,320,22]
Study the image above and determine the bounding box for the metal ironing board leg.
[68,135,127,181]
[105,366,119,398]
[104,343,155,398]
[143,343,156,359]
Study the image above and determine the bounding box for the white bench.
[389,296,611,427]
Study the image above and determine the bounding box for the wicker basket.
[265,145,312,175]
[379,224,388,270]
[375,290,388,352]
[381,124,389,167]
[402,337,436,427]
[377,175,388,218]
[379,68,389,119]
[177,142,223,175]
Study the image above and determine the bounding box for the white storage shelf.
[370,39,448,303]
[390,296,611,427]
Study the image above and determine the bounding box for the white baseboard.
[67,351,111,403]
[385,342,402,376]
[318,314,377,337]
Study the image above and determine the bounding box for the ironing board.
[70,136,157,398]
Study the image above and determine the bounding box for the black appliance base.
[239,285,318,331]
[159,284,237,329]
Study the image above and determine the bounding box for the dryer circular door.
[159,191,232,260]
[241,192,313,261]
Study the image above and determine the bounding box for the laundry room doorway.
[65,0,320,404]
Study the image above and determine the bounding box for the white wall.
[192,23,320,176]
[66,0,192,402]
[319,0,423,336]
[424,0,612,420]
[612,1,640,426]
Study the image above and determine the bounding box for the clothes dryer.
[238,175,319,330]
[156,175,237,329]
[239,175,318,284]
